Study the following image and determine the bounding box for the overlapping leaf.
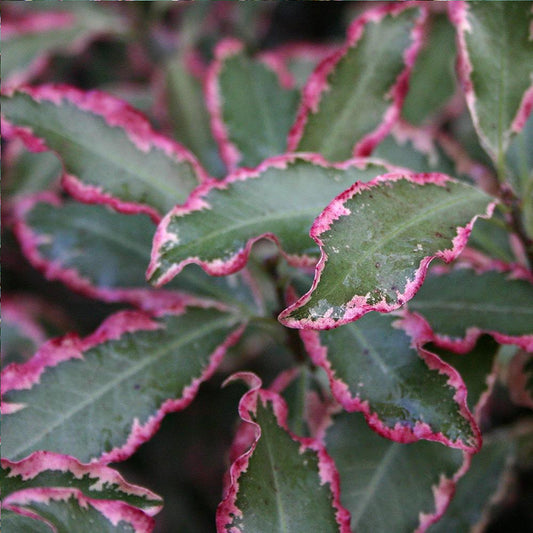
[147,155,396,286]
[325,411,470,533]
[2,451,162,533]
[207,39,300,169]
[217,373,350,533]
[289,3,425,160]
[407,268,533,352]
[1,85,208,222]
[13,194,261,315]
[300,312,480,452]
[451,1,533,163]
[280,173,496,329]
[2,306,245,463]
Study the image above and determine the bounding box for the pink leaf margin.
[1,306,246,464]
[11,192,224,314]
[2,451,162,515]
[449,1,533,157]
[287,1,427,158]
[216,372,351,533]
[1,84,210,223]
[279,172,498,330]
[298,319,482,454]
[147,153,404,286]
[4,487,155,533]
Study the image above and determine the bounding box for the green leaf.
[302,313,480,451]
[452,1,533,163]
[1,86,206,221]
[407,269,533,344]
[325,411,468,533]
[16,196,261,315]
[165,54,226,178]
[428,431,517,532]
[1,509,53,533]
[280,174,495,329]
[402,13,457,125]
[209,39,300,169]
[2,5,126,85]
[291,4,423,160]
[2,307,245,462]
[506,108,533,197]
[148,155,393,286]
[218,374,349,532]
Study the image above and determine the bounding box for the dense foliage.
[2,2,533,532]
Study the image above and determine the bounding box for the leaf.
[206,39,300,169]
[13,194,262,315]
[506,107,533,197]
[1,85,208,222]
[147,155,396,286]
[428,429,520,532]
[2,451,162,532]
[300,312,480,452]
[508,351,533,409]
[2,5,126,86]
[451,1,533,163]
[406,269,533,352]
[325,411,471,533]
[2,306,245,463]
[2,509,53,533]
[164,53,226,178]
[280,173,496,329]
[401,12,458,125]
[217,373,350,533]
[289,3,425,160]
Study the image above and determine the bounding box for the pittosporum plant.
[2,1,533,532]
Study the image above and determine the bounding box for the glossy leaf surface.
[281,174,495,329]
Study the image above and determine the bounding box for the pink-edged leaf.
[450,1,533,163]
[12,193,261,315]
[406,268,533,352]
[206,38,300,170]
[325,410,472,533]
[300,312,480,452]
[1,295,71,366]
[2,452,162,533]
[217,373,350,533]
[1,85,208,222]
[163,53,226,178]
[280,173,496,329]
[289,2,425,161]
[401,10,458,126]
[2,305,246,463]
[147,154,400,286]
[2,4,126,88]
[428,424,529,533]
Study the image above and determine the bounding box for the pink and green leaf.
[2,306,246,463]
[13,194,261,315]
[2,4,126,87]
[2,452,162,521]
[300,312,480,452]
[206,39,300,170]
[406,269,533,352]
[217,373,350,533]
[508,351,533,409]
[325,411,472,533]
[280,173,496,329]
[1,85,208,222]
[147,155,397,286]
[289,2,425,161]
[450,1,533,163]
